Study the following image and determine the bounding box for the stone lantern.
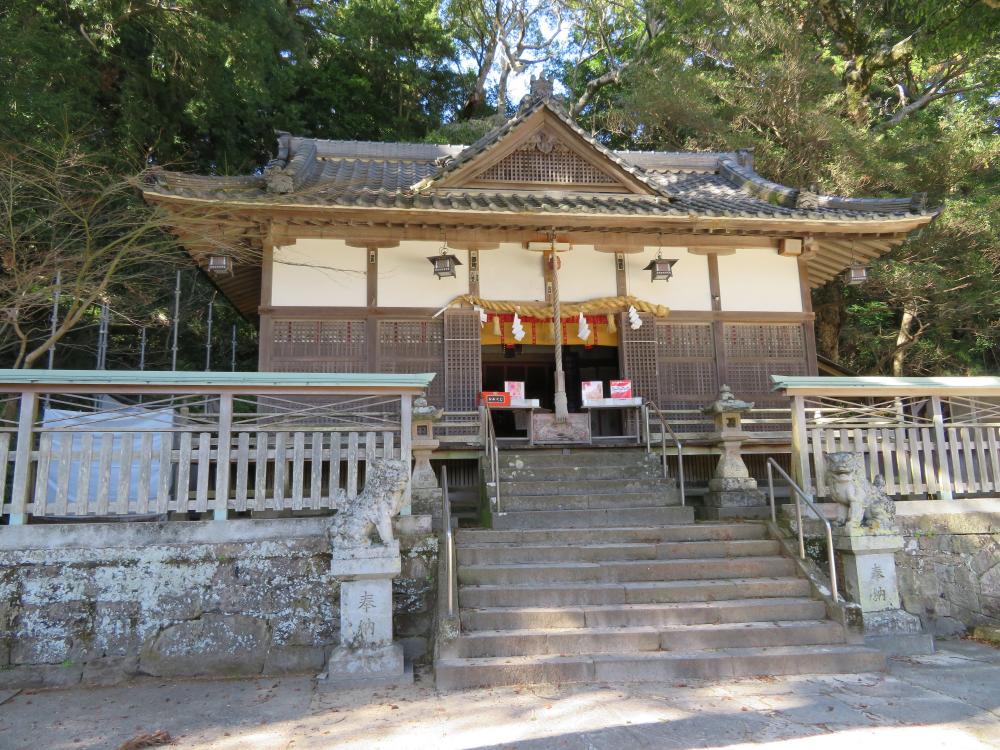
[700,385,767,519]
[410,394,444,526]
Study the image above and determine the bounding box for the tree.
[0,136,248,369]
[551,0,1000,374]
[444,0,564,118]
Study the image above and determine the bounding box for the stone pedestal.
[318,542,413,689]
[834,532,934,655]
[411,441,443,530]
[700,387,768,520]
[410,396,443,528]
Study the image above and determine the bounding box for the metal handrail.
[766,458,839,602]
[642,401,686,507]
[481,406,502,514]
[441,465,457,619]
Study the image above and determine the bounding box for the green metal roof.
[0,369,435,392]
[772,375,1000,396]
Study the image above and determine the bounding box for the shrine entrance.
[481,344,632,442]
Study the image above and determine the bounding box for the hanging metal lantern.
[843,261,869,285]
[427,246,462,279]
[843,241,868,286]
[207,255,232,275]
[642,251,677,282]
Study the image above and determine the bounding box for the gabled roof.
[145,128,931,223]
[411,96,671,197]
[142,83,939,317]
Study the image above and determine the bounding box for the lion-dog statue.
[328,459,409,548]
[824,452,897,533]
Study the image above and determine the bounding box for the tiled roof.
[145,98,933,224]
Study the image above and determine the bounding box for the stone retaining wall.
[894,501,1000,636]
[0,517,437,689]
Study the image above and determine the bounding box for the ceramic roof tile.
[145,96,935,223]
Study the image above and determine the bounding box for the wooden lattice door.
[443,309,482,410]
[619,312,659,405]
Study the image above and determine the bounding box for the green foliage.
[563,0,999,375]
[1,0,996,375]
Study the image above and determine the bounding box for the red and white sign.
[481,391,511,407]
[610,380,633,399]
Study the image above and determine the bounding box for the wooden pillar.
[214,392,233,521]
[790,394,812,493]
[258,233,275,372]
[9,390,38,525]
[931,396,954,500]
[707,253,728,388]
[400,393,412,515]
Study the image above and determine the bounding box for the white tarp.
[41,405,175,516]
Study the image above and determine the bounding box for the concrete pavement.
[1,640,997,750]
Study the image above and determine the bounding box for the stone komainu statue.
[824,452,897,533]
[328,459,409,548]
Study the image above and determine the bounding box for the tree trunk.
[892,305,917,376]
[812,280,845,363]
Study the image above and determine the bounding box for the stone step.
[499,465,664,481]
[454,620,846,658]
[458,555,796,586]
[435,644,885,690]
[461,597,826,631]
[500,478,670,496]
[459,577,812,608]
[491,506,694,530]
[501,450,659,469]
[498,491,677,512]
[456,523,768,547]
[457,539,780,565]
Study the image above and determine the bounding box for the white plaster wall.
[479,243,546,301]
[378,241,470,308]
[272,239,367,307]
[558,246,620,301]
[717,249,803,312]
[625,248,713,311]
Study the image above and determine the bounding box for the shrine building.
[144,80,936,443]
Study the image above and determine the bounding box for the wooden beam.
[346,238,399,249]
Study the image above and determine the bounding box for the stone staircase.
[435,448,885,689]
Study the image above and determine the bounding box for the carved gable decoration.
[430,103,659,195]
[476,129,619,187]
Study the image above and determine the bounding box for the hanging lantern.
[642,251,677,282]
[207,255,232,275]
[844,260,869,286]
[427,245,462,279]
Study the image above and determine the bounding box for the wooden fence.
[0,370,432,524]
[774,376,1000,501]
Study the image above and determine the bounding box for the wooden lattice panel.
[620,312,659,404]
[477,133,618,185]
[723,323,805,359]
[443,309,482,410]
[377,320,445,404]
[656,322,718,408]
[723,323,807,405]
[271,319,367,372]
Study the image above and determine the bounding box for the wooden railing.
[774,376,1000,501]
[0,370,432,524]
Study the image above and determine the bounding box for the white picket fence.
[0,371,430,523]
[777,380,1000,501]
